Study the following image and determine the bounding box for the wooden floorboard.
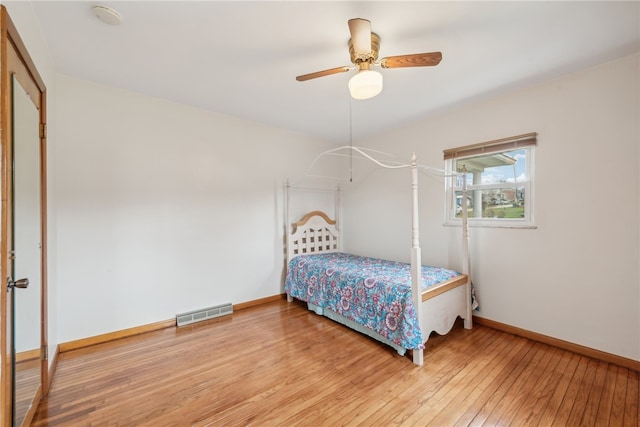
[33,299,639,426]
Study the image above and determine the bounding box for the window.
[444,133,536,228]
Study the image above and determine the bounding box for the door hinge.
[39,123,47,139]
[42,345,48,361]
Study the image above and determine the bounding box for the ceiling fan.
[296,18,442,100]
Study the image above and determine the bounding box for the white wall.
[343,53,640,361]
[55,76,338,343]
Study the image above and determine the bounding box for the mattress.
[284,252,462,349]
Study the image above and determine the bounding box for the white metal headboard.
[287,211,341,261]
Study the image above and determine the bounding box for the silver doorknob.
[14,278,29,288]
[7,277,29,290]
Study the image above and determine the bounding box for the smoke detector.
[92,5,122,26]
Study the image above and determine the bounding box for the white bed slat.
[287,211,341,261]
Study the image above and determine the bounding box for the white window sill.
[443,220,537,229]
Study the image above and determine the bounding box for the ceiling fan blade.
[296,66,352,82]
[380,52,442,69]
[348,18,372,55]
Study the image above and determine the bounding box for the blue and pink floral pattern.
[284,252,462,350]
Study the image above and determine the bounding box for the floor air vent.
[176,303,233,327]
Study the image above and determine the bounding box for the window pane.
[455,149,526,185]
[455,187,526,219]
[453,190,473,217]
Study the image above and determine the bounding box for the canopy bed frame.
[284,148,472,365]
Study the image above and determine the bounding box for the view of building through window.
[444,133,536,227]
[454,149,527,219]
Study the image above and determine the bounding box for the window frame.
[444,133,537,229]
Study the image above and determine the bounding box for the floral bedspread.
[284,252,462,350]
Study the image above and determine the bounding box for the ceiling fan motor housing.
[349,33,380,64]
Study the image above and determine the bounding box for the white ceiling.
[28,1,640,143]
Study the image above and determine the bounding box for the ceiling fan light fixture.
[348,69,383,100]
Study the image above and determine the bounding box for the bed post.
[335,184,342,251]
[461,166,472,329]
[285,180,293,303]
[410,153,424,366]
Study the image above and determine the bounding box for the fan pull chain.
[349,96,353,182]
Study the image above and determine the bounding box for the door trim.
[0,6,48,426]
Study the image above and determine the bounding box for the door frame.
[0,6,48,426]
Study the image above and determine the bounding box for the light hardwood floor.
[33,298,639,426]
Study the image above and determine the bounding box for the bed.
[284,150,473,365]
